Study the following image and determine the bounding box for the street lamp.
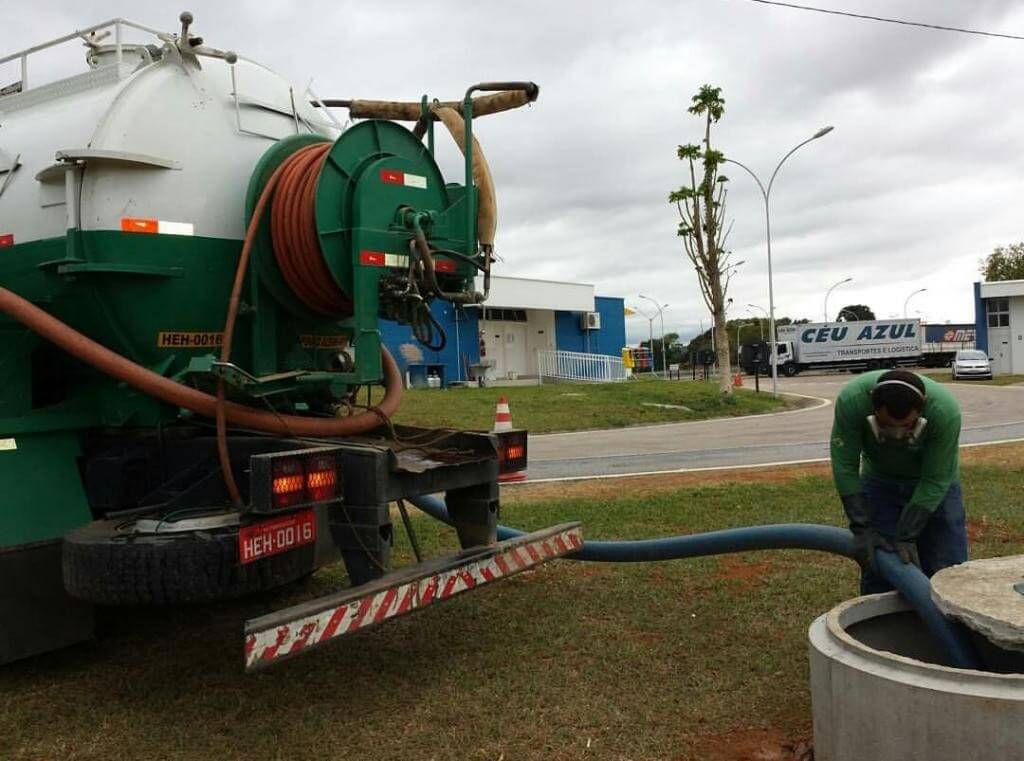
[748,303,768,339]
[725,125,834,396]
[631,306,656,373]
[736,322,752,365]
[639,294,669,378]
[904,288,927,318]
[824,276,853,324]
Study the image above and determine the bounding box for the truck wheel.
[62,518,316,605]
[782,364,799,377]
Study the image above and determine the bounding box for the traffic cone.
[493,395,513,432]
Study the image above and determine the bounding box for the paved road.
[527,377,1024,481]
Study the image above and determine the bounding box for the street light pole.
[725,125,834,397]
[904,288,927,318]
[632,306,655,373]
[824,276,853,324]
[639,294,668,378]
[748,303,768,339]
[736,322,750,365]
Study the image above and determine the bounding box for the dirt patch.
[966,516,1020,544]
[683,727,813,761]
[715,557,775,591]
[503,463,830,504]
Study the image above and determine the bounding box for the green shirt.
[830,370,961,511]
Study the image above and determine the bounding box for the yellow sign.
[299,334,348,349]
[157,331,224,349]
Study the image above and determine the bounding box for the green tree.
[980,243,1024,281]
[669,84,738,394]
[836,304,875,321]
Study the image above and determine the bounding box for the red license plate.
[239,509,316,565]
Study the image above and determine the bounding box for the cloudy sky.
[8,1,1024,343]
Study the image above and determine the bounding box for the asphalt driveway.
[525,376,1024,481]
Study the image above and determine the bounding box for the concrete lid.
[931,555,1024,653]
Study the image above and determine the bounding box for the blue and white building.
[380,275,626,386]
[973,279,1024,375]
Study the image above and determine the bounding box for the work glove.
[894,503,932,568]
[841,494,890,571]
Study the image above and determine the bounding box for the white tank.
[0,16,339,247]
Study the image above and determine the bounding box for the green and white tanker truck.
[0,12,554,669]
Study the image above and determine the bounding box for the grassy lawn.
[921,370,1024,387]
[2,446,1021,760]
[377,379,799,433]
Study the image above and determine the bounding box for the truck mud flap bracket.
[244,522,582,671]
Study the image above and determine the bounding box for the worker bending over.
[830,369,967,593]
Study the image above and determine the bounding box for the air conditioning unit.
[580,311,601,330]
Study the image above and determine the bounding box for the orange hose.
[269,143,352,317]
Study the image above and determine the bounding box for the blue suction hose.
[408,494,981,670]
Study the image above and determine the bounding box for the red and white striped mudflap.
[243,522,583,672]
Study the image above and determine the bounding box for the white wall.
[477,276,594,312]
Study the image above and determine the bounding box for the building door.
[503,322,528,378]
[988,327,1012,374]
[488,325,506,380]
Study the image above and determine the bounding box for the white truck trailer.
[772,319,923,376]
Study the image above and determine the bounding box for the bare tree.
[669,84,738,394]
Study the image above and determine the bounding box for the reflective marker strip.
[121,218,194,236]
[159,221,194,236]
[0,234,13,248]
[434,259,456,273]
[244,524,583,671]
[359,250,411,269]
[380,169,427,189]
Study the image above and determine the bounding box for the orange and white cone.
[493,395,513,432]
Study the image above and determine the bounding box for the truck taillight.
[305,454,338,502]
[272,459,306,509]
[496,429,528,482]
[250,448,343,514]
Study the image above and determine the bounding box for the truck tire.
[62,519,316,605]
[782,363,799,377]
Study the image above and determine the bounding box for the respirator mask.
[867,377,927,446]
[867,414,928,445]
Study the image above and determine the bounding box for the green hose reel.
[242,120,479,383]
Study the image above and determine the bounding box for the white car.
[951,349,993,380]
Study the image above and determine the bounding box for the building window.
[987,297,1009,328]
[484,308,527,322]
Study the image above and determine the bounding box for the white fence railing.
[537,349,627,383]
